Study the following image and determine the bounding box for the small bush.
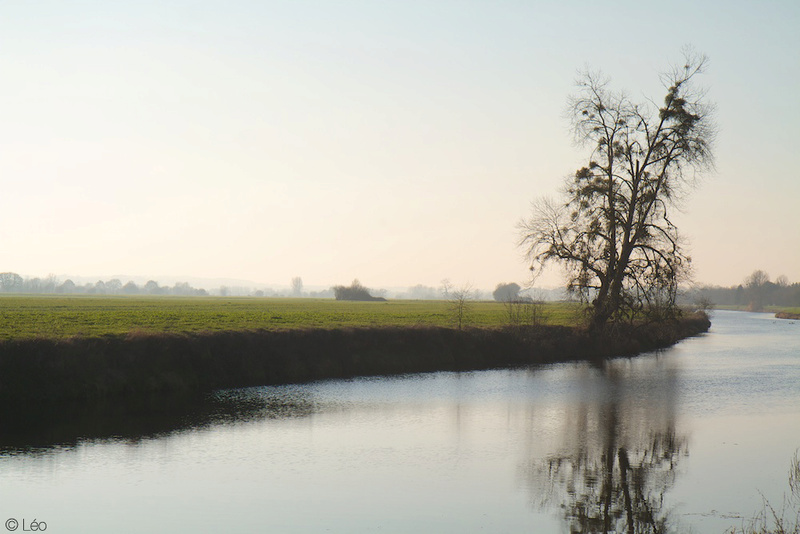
[332,280,386,301]
[727,452,800,534]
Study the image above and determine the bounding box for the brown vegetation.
[0,313,710,404]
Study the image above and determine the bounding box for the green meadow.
[769,305,800,314]
[0,295,580,341]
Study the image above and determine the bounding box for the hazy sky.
[1,0,798,291]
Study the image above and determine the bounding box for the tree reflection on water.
[523,359,687,533]
[0,386,317,455]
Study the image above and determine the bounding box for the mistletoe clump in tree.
[520,50,716,329]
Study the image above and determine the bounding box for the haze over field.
[1,1,797,291]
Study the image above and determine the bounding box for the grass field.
[0,295,582,341]
[0,295,710,403]
[717,305,800,315]
[768,305,800,314]
[772,306,800,320]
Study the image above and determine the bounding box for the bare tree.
[173,282,192,296]
[106,279,122,294]
[520,49,716,329]
[504,276,549,328]
[291,277,303,297]
[0,272,23,292]
[25,277,42,293]
[404,284,439,300]
[449,283,475,330]
[745,269,770,288]
[515,291,549,327]
[440,278,452,300]
[43,274,59,293]
[744,269,770,311]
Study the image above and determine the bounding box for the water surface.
[1,311,798,533]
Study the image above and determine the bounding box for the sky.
[1,0,798,292]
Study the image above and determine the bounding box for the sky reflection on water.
[1,311,798,533]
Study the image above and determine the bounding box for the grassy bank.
[715,304,800,319]
[0,295,580,339]
[0,296,710,403]
[774,307,800,320]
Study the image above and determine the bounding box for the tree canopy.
[520,50,716,328]
[493,282,521,302]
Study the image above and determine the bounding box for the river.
[1,310,798,533]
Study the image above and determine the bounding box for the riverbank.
[0,295,580,339]
[0,313,710,404]
[715,304,800,320]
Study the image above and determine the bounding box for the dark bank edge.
[0,313,710,404]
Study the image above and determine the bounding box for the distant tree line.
[0,272,342,299]
[396,284,441,300]
[686,270,800,311]
[0,271,578,302]
[0,272,208,296]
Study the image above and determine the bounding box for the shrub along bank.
[0,313,710,403]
